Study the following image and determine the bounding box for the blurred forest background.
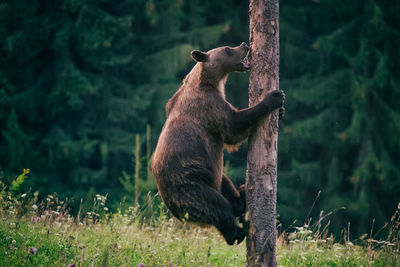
[1,0,399,238]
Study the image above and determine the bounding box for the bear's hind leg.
[221,175,246,217]
[175,183,245,245]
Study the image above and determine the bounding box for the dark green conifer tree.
[279,0,400,235]
[0,0,248,206]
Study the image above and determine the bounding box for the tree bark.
[246,0,279,266]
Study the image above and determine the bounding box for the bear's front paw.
[279,107,285,120]
[263,90,285,111]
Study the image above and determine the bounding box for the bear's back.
[152,84,225,189]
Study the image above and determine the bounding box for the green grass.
[278,238,399,267]
[0,211,245,266]
[0,186,399,266]
[1,209,399,266]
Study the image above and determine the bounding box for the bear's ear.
[191,50,209,62]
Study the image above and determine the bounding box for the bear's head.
[191,42,250,77]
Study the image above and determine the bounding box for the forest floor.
[0,189,399,266]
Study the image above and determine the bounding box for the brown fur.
[151,43,285,245]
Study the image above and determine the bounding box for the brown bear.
[151,42,285,245]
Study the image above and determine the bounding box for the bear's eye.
[225,47,233,56]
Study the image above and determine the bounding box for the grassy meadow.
[0,173,399,266]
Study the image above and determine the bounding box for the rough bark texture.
[246,0,279,266]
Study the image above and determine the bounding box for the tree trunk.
[246,0,279,266]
